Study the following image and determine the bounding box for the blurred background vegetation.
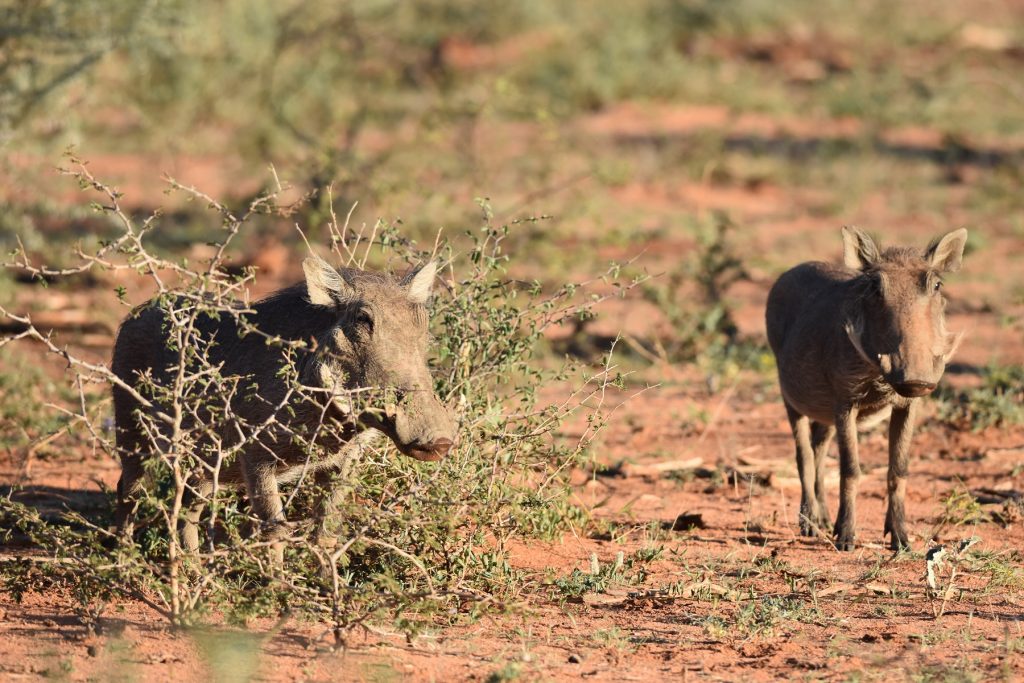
[5,1,1024,215]
[2,0,1023,364]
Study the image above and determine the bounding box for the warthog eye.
[933,279,943,293]
[355,310,374,332]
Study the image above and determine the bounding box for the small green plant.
[553,549,657,599]
[735,595,819,637]
[0,349,90,454]
[554,559,624,599]
[973,549,1024,592]
[934,365,1024,431]
[700,615,729,640]
[639,213,748,365]
[592,626,633,652]
[485,662,522,683]
[936,487,990,529]
[632,545,664,563]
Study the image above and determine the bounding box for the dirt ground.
[2,102,1024,682]
[3,372,1023,682]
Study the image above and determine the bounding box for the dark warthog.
[112,256,455,552]
[766,227,967,551]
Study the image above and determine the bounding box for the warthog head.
[302,256,455,461]
[841,226,967,398]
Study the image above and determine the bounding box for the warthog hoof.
[834,531,856,552]
[889,535,911,552]
[834,519,856,551]
[799,507,830,537]
[799,518,822,537]
[261,519,294,543]
[884,513,911,551]
[886,526,911,551]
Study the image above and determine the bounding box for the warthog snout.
[407,437,454,462]
[359,388,457,462]
[890,380,936,398]
[876,353,941,397]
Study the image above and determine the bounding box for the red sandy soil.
[3,372,1022,682]
[2,102,1024,681]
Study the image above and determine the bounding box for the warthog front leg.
[311,469,348,550]
[180,478,213,555]
[833,405,860,551]
[884,402,917,551]
[244,461,289,565]
[115,465,144,542]
[311,434,370,548]
[114,429,148,543]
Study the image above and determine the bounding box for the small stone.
[87,644,99,657]
[568,653,583,664]
[667,512,706,531]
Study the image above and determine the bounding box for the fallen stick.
[621,457,704,478]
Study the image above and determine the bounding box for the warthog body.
[112,257,455,550]
[766,227,967,550]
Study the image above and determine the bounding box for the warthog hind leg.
[785,402,828,537]
[810,421,835,531]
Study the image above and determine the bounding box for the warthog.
[112,256,455,552]
[766,227,967,550]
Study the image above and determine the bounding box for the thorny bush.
[0,158,641,640]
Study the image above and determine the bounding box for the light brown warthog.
[766,227,967,551]
[112,256,455,552]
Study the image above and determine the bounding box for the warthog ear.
[841,226,881,271]
[925,228,968,273]
[402,261,437,304]
[303,256,349,306]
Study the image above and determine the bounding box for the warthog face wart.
[302,257,456,461]
[841,227,967,399]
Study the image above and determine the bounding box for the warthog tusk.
[943,330,965,363]
[844,317,878,369]
[319,363,352,414]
